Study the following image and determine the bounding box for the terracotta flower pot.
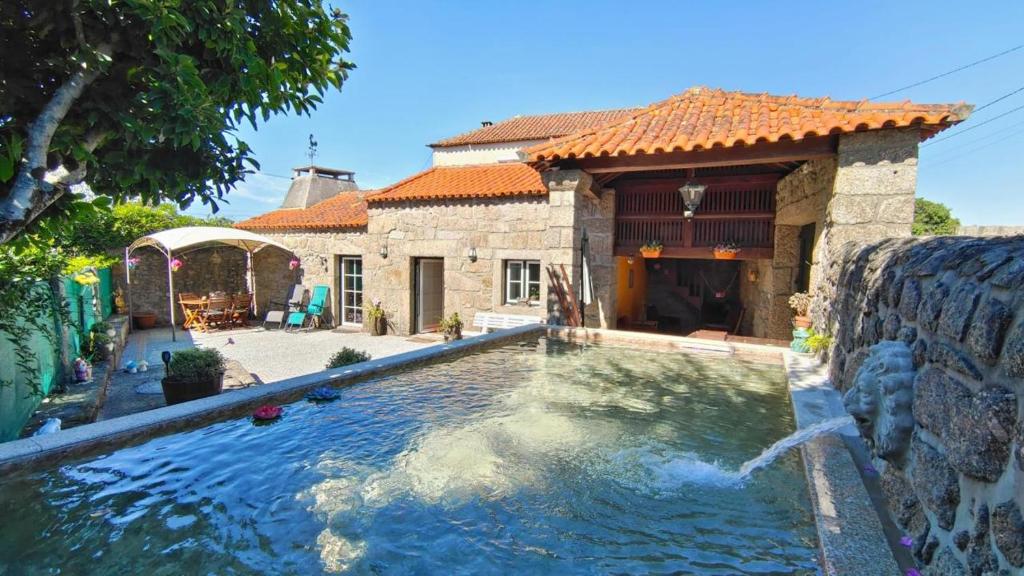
[713,249,739,260]
[161,371,225,405]
[639,248,662,259]
[133,313,157,330]
[793,315,812,329]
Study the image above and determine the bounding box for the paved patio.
[100,325,442,420]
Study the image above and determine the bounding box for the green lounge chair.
[285,284,329,330]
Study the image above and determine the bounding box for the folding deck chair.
[285,284,328,331]
[264,284,305,329]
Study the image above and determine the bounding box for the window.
[340,257,363,324]
[505,260,541,305]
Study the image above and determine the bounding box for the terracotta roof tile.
[526,87,972,162]
[430,109,640,147]
[234,191,369,231]
[366,163,545,203]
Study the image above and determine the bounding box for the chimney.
[481,121,493,127]
[280,165,358,209]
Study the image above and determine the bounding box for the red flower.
[252,404,282,421]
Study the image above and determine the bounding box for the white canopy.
[127,226,289,255]
[125,226,294,341]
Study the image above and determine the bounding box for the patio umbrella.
[125,226,293,341]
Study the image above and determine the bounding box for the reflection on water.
[0,337,818,574]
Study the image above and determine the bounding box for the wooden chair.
[196,296,232,332]
[230,293,252,327]
[178,293,201,329]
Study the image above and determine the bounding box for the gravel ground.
[184,326,437,383]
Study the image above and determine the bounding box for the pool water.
[0,337,818,574]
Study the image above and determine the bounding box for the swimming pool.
[0,336,818,574]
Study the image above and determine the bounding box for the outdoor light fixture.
[379,245,388,259]
[748,269,759,284]
[678,182,707,219]
[626,255,635,265]
[468,247,478,262]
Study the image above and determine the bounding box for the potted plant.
[788,292,813,329]
[160,348,226,405]
[133,311,157,329]
[81,329,114,362]
[439,312,464,342]
[639,240,663,259]
[712,241,742,260]
[366,299,388,336]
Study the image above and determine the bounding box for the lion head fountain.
[842,340,916,466]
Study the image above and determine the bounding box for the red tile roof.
[527,87,971,162]
[430,109,640,147]
[366,163,545,203]
[234,191,369,231]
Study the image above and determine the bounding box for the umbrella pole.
[125,247,133,334]
[167,250,176,342]
[248,250,258,318]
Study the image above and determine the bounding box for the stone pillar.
[542,169,616,328]
[813,128,919,326]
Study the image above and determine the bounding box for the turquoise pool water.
[0,337,818,574]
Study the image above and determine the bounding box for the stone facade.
[115,245,297,326]
[820,235,1024,574]
[258,229,367,326]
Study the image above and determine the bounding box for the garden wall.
[817,235,1024,574]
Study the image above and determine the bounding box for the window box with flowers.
[639,241,663,259]
[712,241,742,260]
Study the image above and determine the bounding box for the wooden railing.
[614,176,777,259]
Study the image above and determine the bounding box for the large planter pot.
[793,315,812,329]
[713,249,739,260]
[639,248,662,259]
[443,327,463,343]
[369,316,387,336]
[133,313,157,330]
[161,371,225,405]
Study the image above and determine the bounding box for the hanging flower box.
[712,242,741,260]
[639,240,663,259]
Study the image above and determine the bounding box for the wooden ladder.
[547,264,582,327]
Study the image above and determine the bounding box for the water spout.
[737,416,854,478]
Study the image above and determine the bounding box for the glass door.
[415,258,444,333]
[341,257,363,325]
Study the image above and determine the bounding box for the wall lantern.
[468,246,478,263]
[379,245,388,259]
[748,269,759,284]
[678,182,707,219]
[626,255,635,265]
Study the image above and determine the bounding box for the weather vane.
[307,134,318,165]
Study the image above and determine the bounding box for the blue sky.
[186,0,1024,225]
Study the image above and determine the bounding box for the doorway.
[340,256,363,326]
[414,258,444,333]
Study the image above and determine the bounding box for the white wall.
[430,140,545,166]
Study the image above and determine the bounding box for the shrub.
[168,348,226,382]
[805,330,834,354]
[327,347,371,369]
[439,312,463,335]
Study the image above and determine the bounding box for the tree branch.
[0,45,110,244]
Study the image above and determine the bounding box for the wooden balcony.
[613,175,777,260]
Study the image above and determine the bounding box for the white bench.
[472,312,544,333]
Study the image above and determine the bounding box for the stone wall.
[116,246,295,326]
[820,236,1024,574]
[365,196,552,335]
[958,225,1024,238]
[258,229,367,326]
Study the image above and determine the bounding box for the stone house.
[237,86,969,339]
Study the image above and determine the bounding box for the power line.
[870,44,1024,100]
[973,84,1024,114]
[925,103,1024,147]
[922,129,1024,169]
[922,116,1024,161]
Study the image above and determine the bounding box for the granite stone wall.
[258,229,367,326]
[820,236,1024,575]
[116,245,296,326]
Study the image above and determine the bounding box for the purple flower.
[863,464,878,475]
[906,569,921,576]
[899,535,913,548]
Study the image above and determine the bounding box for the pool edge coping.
[0,323,546,473]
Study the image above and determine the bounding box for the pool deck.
[0,324,904,575]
